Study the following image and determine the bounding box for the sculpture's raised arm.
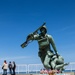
[21,22,46,48]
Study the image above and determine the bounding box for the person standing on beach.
[2,60,8,75]
[12,61,16,75]
[8,61,12,75]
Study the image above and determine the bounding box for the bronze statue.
[21,23,68,72]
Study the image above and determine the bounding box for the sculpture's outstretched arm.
[21,22,46,48]
[21,33,34,48]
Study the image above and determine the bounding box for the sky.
[0,0,75,65]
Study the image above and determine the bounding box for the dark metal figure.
[21,23,68,72]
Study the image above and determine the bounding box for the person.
[40,68,48,74]
[12,61,16,75]
[2,60,8,75]
[40,69,44,74]
[21,24,59,70]
[8,61,12,75]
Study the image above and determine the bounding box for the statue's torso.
[38,36,49,49]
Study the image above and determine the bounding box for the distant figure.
[43,69,48,74]
[8,61,12,75]
[40,69,44,74]
[2,60,8,75]
[12,61,16,75]
[48,70,57,75]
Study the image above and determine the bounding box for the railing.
[0,64,44,74]
[28,64,44,73]
[0,62,75,74]
[65,62,75,72]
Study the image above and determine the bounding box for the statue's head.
[40,25,47,35]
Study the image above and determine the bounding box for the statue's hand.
[21,41,27,48]
[21,33,33,48]
[27,33,33,40]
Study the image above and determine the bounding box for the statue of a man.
[21,24,68,71]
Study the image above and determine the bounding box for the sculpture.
[21,23,68,72]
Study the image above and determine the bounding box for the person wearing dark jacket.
[8,61,12,75]
[12,61,16,75]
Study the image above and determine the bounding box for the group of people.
[40,68,61,74]
[2,60,16,75]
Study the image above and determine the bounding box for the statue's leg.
[44,54,51,69]
[38,51,45,63]
[51,60,56,69]
[55,63,68,70]
[43,50,54,69]
[55,57,68,70]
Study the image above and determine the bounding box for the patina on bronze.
[21,23,68,72]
